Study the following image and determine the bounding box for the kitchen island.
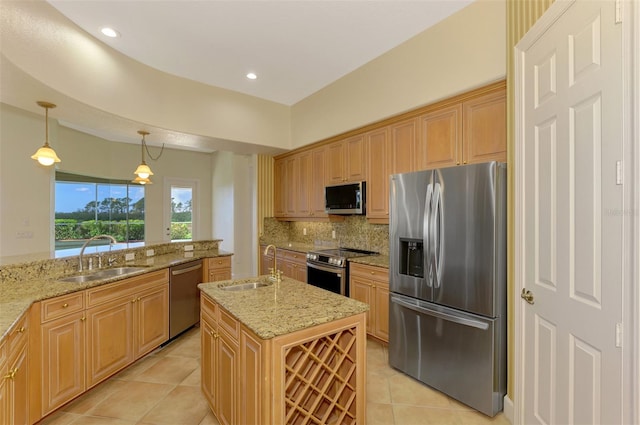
[199,275,368,425]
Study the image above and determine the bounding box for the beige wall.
[290,0,507,148]
[0,103,215,257]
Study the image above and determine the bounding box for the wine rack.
[283,327,358,425]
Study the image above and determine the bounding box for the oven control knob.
[337,259,344,266]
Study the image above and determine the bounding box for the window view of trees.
[54,173,145,251]
[170,187,193,241]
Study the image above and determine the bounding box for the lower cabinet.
[260,245,307,283]
[349,263,389,342]
[204,256,232,282]
[3,313,30,425]
[35,269,169,419]
[201,293,366,425]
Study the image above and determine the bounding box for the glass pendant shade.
[32,101,61,166]
[133,162,153,179]
[132,175,152,185]
[31,144,61,166]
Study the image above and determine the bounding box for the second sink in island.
[199,276,369,425]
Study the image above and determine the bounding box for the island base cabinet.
[201,293,366,425]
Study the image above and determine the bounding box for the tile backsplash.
[262,217,389,255]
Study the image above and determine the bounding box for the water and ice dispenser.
[398,238,424,278]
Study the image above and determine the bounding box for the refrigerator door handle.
[424,181,434,288]
[432,182,444,288]
[391,296,489,331]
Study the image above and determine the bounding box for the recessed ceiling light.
[101,27,119,38]
[246,73,257,80]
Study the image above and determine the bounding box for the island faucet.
[79,234,117,272]
[263,244,282,282]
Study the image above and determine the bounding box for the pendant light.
[132,130,164,185]
[31,101,62,166]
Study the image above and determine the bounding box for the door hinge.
[615,0,622,23]
[616,160,623,185]
[615,323,623,347]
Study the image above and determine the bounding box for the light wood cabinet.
[390,118,418,175]
[0,337,7,425]
[4,313,30,425]
[274,159,286,218]
[201,292,366,425]
[277,249,307,282]
[200,295,238,425]
[205,256,232,282]
[326,134,367,184]
[39,292,86,415]
[349,263,389,342]
[85,269,169,388]
[417,103,462,170]
[310,147,328,218]
[366,128,390,222]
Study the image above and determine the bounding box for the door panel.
[518,1,624,423]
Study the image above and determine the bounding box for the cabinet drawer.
[201,294,218,323]
[7,313,28,354]
[208,256,231,271]
[350,263,388,285]
[41,292,85,322]
[218,308,240,341]
[86,269,169,308]
[281,250,306,264]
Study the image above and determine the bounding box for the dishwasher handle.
[171,263,202,276]
[392,295,489,330]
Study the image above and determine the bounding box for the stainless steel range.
[306,247,377,296]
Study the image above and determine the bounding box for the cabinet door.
[135,285,169,359]
[282,259,295,280]
[274,159,287,217]
[350,277,373,334]
[201,318,217,413]
[210,270,232,281]
[86,298,134,388]
[389,118,417,174]
[310,147,327,218]
[462,90,506,164]
[326,142,345,184]
[0,371,7,425]
[217,332,238,425]
[297,151,312,217]
[344,135,367,182]
[240,330,264,425]
[41,311,86,415]
[285,156,297,216]
[7,342,29,425]
[366,128,390,220]
[374,285,390,342]
[292,263,307,283]
[418,104,462,169]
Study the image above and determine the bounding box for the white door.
[163,178,198,242]
[515,1,625,424]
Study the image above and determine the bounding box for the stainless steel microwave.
[325,181,366,215]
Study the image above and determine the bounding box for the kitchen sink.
[220,281,272,291]
[57,266,150,283]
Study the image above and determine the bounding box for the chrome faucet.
[263,244,283,283]
[79,234,117,272]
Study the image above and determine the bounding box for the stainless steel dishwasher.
[169,260,203,339]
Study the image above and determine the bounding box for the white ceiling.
[47,0,473,106]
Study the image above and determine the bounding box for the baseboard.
[503,395,514,424]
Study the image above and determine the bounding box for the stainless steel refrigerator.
[389,161,506,417]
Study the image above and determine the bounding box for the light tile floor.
[38,326,510,425]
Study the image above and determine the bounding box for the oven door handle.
[306,262,343,275]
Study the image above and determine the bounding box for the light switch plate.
[146,249,155,257]
[125,253,135,261]
[184,245,194,251]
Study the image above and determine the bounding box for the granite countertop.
[199,276,369,339]
[0,250,232,341]
[349,255,389,269]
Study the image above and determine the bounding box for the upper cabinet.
[274,81,506,223]
[326,135,367,184]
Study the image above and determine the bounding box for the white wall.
[0,103,215,256]
[211,151,257,279]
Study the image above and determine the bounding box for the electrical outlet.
[332,230,336,239]
[125,253,135,261]
[146,249,155,257]
[303,228,307,236]
[184,245,194,251]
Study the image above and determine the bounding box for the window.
[54,172,145,252]
[170,185,193,241]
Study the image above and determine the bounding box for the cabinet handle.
[80,317,86,322]
[62,303,69,308]
[370,271,375,275]
[463,160,467,164]
[17,326,25,333]
[4,368,17,380]
[131,299,137,304]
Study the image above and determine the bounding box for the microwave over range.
[325,181,366,215]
